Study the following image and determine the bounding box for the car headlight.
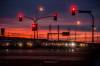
[18,42,23,47]
[27,42,33,47]
[69,42,76,48]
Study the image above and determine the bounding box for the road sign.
[62,32,70,36]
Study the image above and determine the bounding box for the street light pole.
[75,21,81,42]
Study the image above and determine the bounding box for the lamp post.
[36,6,45,39]
[75,21,81,42]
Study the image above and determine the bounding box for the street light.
[39,7,44,12]
[38,6,45,12]
[75,21,81,42]
[37,6,45,38]
[76,21,81,25]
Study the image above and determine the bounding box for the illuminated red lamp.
[17,12,24,22]
[72,7,76,16]
[19,16,23,22]
[32,23,38,31]
[70,4,78,16]
[52,12,58,21]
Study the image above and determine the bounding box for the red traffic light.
[53,15,57,21]
[72,7,76,16]
[19,16,23,22]
[70,4,77,16]
[32,23,38,31]
[18,12,24,22]
[53,13,58,21]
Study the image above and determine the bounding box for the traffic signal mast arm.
[78,10,91,13]
[23,15,57,23]
[24,16,35,23]
[72,9,95,43]
[35,15,57,22]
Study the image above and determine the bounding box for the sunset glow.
[2,28,99,43]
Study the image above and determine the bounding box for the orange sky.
[3,28,100,43]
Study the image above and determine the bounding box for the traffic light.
[53,13,58,21]
[53,15,57,21]
[0,28,5,36]
[32,23,38,31]
[72,7,76,16]
[19,16,23,22]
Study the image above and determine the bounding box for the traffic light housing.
[72,8,76,16]
[19,16,23,22]
[32,23,38,31]
[53,13,58,21]
[53,15,57,21]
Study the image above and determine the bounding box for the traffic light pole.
[78,10,95,43]
[22,15,57,40]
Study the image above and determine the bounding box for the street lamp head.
[38,6,44,12]
[94,27,96,31]
[77,21,81,25]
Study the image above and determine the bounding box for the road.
[0,45,100,66]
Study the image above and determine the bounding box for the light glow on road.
[17,42,23,47]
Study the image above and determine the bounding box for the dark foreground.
[0,43,100,66]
